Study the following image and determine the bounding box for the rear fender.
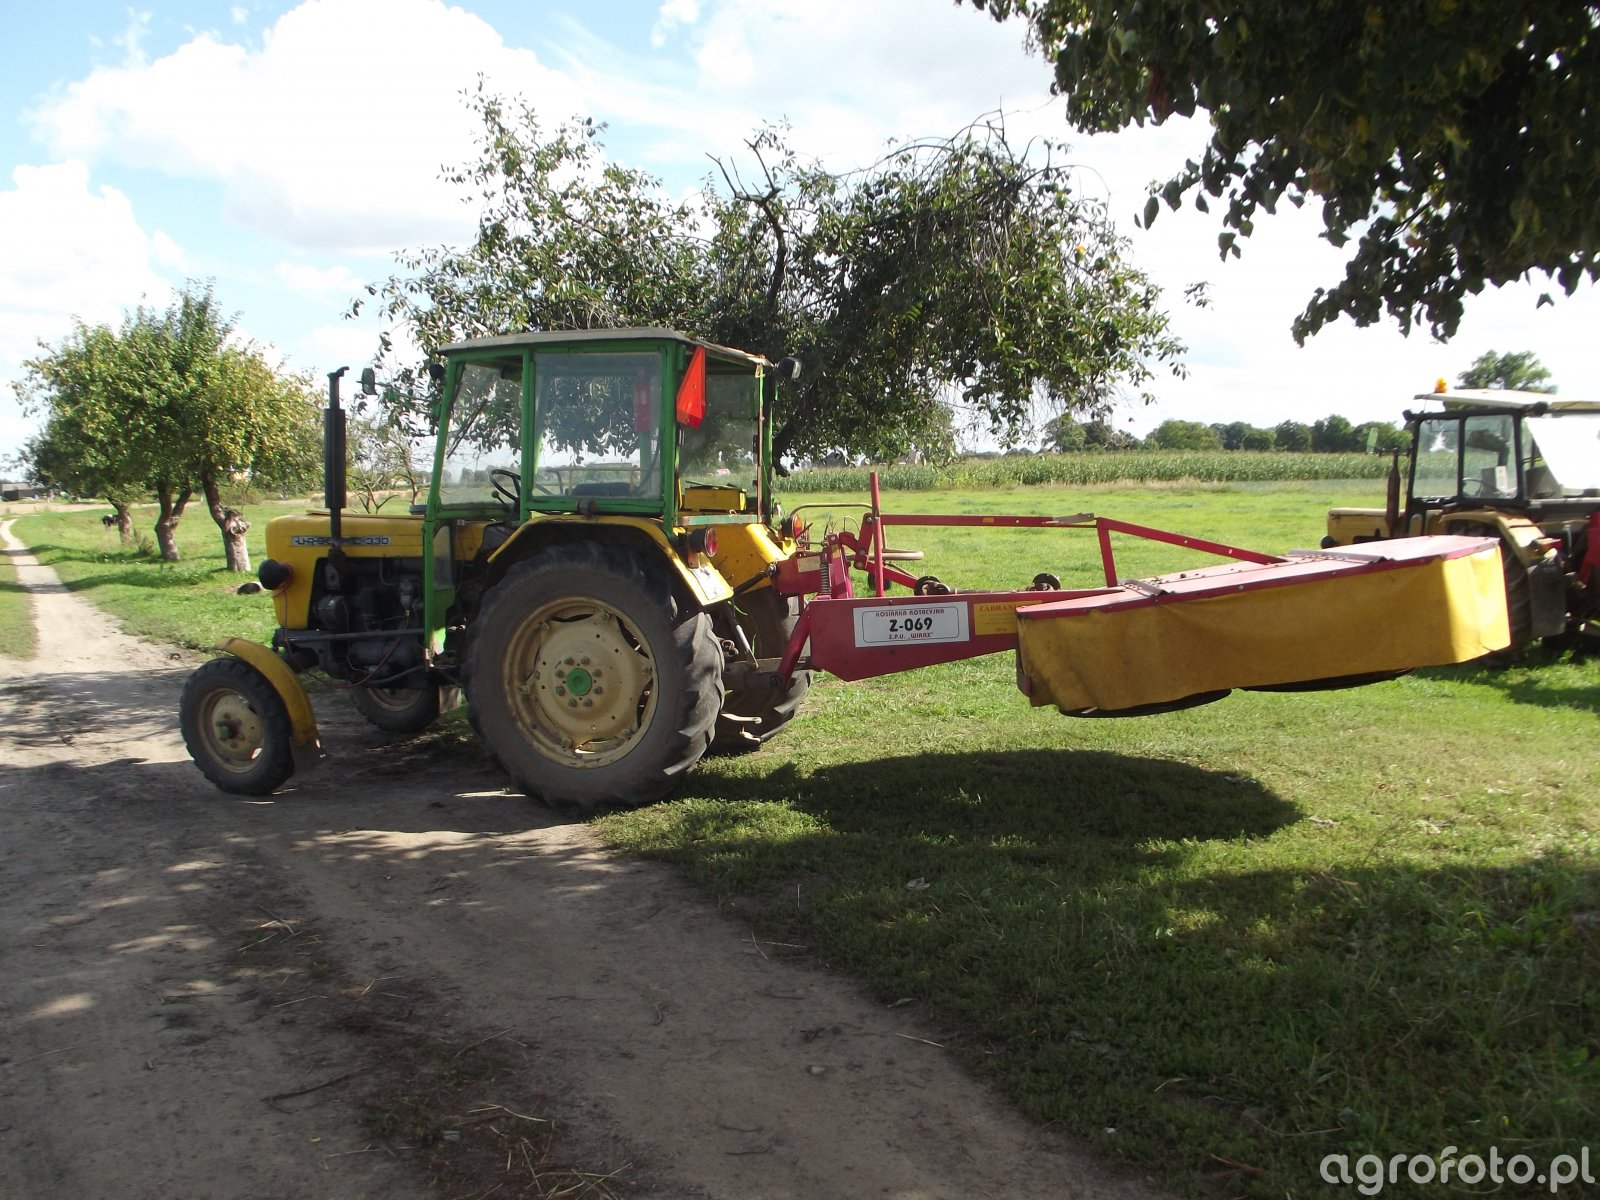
[1439,513,1550,566]
[486,515,734,611]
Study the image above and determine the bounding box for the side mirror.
[359,367,378,396]
[426,361,446,385]
[775,356,801,382]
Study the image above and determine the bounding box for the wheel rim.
[366,686,422,713]
[502,597,657,768]
[196,687,267,774]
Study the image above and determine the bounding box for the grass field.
[11,481,1600,1198]
[9,500,303,651]
[0,534,37,659]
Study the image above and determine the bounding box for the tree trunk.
[107,500,134,545]
[153,485,191,561]
[202,475,252,573]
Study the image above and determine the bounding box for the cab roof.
[1414,388,1600,413]
[438,327,772,371]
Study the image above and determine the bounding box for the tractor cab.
[429,328,779,525]
[1406,390,1600,511]
[1325,388,1600,650]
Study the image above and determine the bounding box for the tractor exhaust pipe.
[324,367,348,560]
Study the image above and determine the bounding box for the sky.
[4,0,1597,470]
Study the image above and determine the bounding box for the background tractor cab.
[1325,388,1600,651]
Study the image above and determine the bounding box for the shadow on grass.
[1421,655,1600,716]
[699,747,1297,846]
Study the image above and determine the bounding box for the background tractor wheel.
[711,589,811,753]
[350,684,441,734]
[179,657,296,795]
[465,545,723,809]
[1500,540,1534,652]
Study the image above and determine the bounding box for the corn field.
[775,451,1389,493]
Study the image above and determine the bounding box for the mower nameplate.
[853,603,969,647]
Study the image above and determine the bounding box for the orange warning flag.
[675,346,706,428]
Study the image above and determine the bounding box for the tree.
[1311,415,1360,454]
[16,322,152,543]
[1239,426,1275,451]
[1145,419,1222,450]
[17,284,321,568]
[362,88,1187,467]
[1048,413,1088,452]
[1457,350,1557,393]
[1274,420,1312,452]
[348,412,428,513]
[968,1,1600,342]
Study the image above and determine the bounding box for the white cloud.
[273,259,364,301]
[0,161,184,461]
[28,0,573,254]
[651,0,702,48]
[0,161,177,368]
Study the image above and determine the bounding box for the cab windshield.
[533,351,663,502]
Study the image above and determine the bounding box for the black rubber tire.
[1501,539,1534,652]
[465,545,724,809]
[179,657,297,795]
[350,685,442,734]
[710,588,811,754]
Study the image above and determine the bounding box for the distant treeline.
[1050,415,1406,454]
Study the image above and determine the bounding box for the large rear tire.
[179,657,297,795]
[350,684,442,734]
[1501,539,1534,653]
[465,546,724,809]
[710,588,811,753]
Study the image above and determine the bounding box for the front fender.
[215,637,323,763]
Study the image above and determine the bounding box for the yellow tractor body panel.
[215,636,322,757]
[680,483,748,513]
[707,521,795,593]
[1017,538,1509,713]
[265,511,425,629]
[1325,506,1390,545]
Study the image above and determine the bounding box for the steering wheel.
[490,468,521,511]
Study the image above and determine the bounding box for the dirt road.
[0,522,1165,1200]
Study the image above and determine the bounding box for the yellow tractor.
[180,329,809,805]
[1324,388,1600,652]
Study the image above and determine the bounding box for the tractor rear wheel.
[1492,536,1534,653]
[465,546,724,809]
[350,684,441,734]
[711,589,811,753]
[179,657,297,795]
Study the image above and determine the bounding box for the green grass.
[9,501,306,650]
[12,481,1599,1197]
[597,480,1600,1197]
[0,537,37,658]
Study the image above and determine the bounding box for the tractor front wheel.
[466,547,724,809]
[179,657,296,795]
